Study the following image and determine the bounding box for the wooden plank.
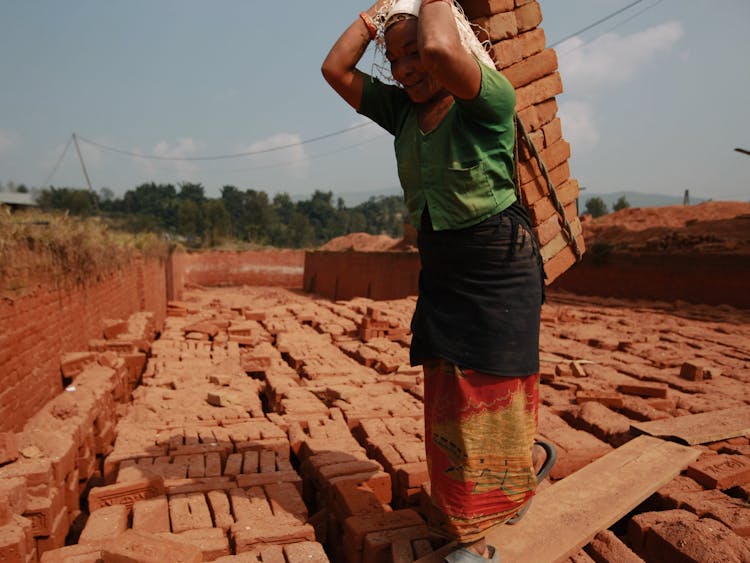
[631,406,750,445]
[414,436,699,563]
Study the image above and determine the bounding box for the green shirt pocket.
[438,160,499,222]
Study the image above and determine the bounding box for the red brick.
[491,37,524,69]
[687,454,750,489]
[206,490,234,531]
[586,530,643,563]
[575,391,624,409]
[485,11,518,41]
[544,238,585,285]
[516,28,546,60]
[230,486,272,523]
[132,496,170,534]
[0,477,27,525]
[515,72,563,113]
[79,505,129,544]
[627,509,697,554]
[283,541,329,562]
[0,520,29,563]
[519,139,571,186]
[503,48,557,89]
[328,471,392,506]
[88,476,166,512]
[24,487,64,537]
[38,542,104,562]
[265,481,308,522]
[679,362,710,381]
[331,480,389,521]
[0,432,19,466]
[396,462,430,490]
[362,524,431,563]
[158,528,231,561]
[529,182,581,226]
[514,0,542,32]
[342,509,425,559]
[178,492,213,532]
[522,161,570,209]
[231,515,315,553]
[462,0,515,19]
[645,517,750,562]
[101,528,202,563]
[617,382,668,399]
[35,504,69,554]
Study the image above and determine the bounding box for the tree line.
[585,195,630,218]
[31,183,407,248]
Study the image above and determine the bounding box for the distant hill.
[290,188,711,211]
[580,191,708,210]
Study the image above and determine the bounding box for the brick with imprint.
[686,454,750,489]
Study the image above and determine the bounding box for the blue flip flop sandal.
[506,440,557,525]
[445,545,500,562]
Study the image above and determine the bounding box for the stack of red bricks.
[358,307,410,343]
[462,0,586,283]
[0,310,158,562]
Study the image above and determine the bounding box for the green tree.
[177,199,203,243]
[613,196,630,212]
[202,200,231,246]
[178,182,205,204]
[37,187,97,216]
[585,196,609,218]
[118,183,179,231]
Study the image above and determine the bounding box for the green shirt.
[358,62,517,231]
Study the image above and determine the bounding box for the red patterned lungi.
[423,359,539,542]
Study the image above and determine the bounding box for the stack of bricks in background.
[462,0,586,284]
[0,310,158,563]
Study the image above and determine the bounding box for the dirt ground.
[582,201,750,256]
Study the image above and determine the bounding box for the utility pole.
[72,133,99,213]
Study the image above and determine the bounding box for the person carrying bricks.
[322,0,555,560]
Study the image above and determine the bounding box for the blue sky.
[0,0,748,203]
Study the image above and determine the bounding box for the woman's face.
[384,18,442,103]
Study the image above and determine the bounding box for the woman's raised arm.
[322,2,387,110]
[417,0,483,100]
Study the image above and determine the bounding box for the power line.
[41,136,73,187]
[549,0,649,48]
[196,132,390,175]
[557,0,667,56]
[75,122,375,162]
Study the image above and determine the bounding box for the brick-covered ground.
[2,285,747,562]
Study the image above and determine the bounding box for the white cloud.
[554,21,684,152]
[559,100,600,153]
[133,137,205,180]
[557,21,685,97]
[236,133,309,173]
[0,131,18,154]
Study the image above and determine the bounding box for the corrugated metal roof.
[0,192,37,206]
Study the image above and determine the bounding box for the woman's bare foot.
[532,442,548,475]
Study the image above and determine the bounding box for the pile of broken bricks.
[0,287,748,562]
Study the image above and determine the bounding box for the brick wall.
[170,250,305,299]
[303,251,420,301]
[0,255,166,433]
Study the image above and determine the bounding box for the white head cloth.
[377,0,496,69]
